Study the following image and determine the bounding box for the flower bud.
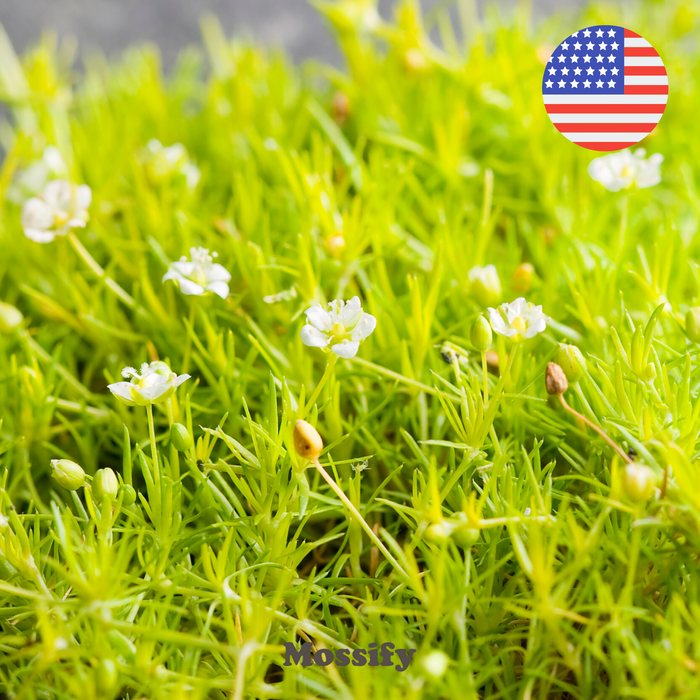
[294,420,323,460]
[425,520,454,543]
[0,302,23,333]
[470,316,492,352]
[93,468,119,503]
[451,524,480,549]
[512,263,535,293]
[326,234,346,258]
[545,362,568,395]
[622,462,656,502]
[96,659,118,694]
[555,344,586,384]
[50,459,86,491]
[119,484,137,506]
[170,423,193,452]
[686,307,700,342]
[422,650,450,679]
[468,265,501,307]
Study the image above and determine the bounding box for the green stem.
[481,351,488,405]
[68,233,139,311]
[182,302,196,375]
[146,404,162,501]
[302,354,337,417]
[312,456,410,584]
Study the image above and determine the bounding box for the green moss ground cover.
[2,1,700,697]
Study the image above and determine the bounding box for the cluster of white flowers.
[588,148,663,192]
[163,247,232,299]
[488,297,548,341]
[21,180,92,243]
[142,139,200,191]
[108,361,190,407]
[300,296,376,358]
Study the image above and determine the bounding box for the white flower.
[21,179,92,243]
[488,297,547,341]
[588,148,663,192]
[143,139,200,191]
[468,264,502,306]
[107,361,190,407]
[0,513,8,528]
[163,247,231,299]
[7,146,68,204]
[300,296,376,359]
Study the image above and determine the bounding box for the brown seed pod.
[294,420,323,460]
[545,362,569,396]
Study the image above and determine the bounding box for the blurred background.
[0,0,585,66]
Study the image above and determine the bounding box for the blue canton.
[543,26,625,95]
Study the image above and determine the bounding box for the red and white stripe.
[544,30,668,151]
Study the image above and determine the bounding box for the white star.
[586,42,594,50]
[583,29,591,37]
[574,67,582,75]
[571,80,579,88]
[558,80,566,88]
[583,79,591,88]
[558,54,566,63]
[561,41,570,51]
[596,29,604,37]
[574,42,582,50]
[548,67,556,75]
[608,55,616,64]
[608,79,615,87]
[599,67,607,75]
[608,28,616,37]
[586,67,594,75]
[599,42,607,50]
[611,42,619,50]
[611,67,619,75]
[571,54,579,63]
[571,31,579,37]
[547,55,552,63]
[596,79,603,88]
[561,67,569,75]
[545,79,553,88]
[596,54,604,63]
[583,54,591,63]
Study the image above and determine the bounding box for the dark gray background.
[1,0,584,67]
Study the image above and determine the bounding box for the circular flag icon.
[542,26,668,151]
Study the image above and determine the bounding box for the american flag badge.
[542,26,667,152]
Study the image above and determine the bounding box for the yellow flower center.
[511,317,527,332]
[54,211,69,227]
[621,165,634,179]
[330,323,346,338]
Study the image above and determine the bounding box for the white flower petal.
[207,263,232,283]
[107,381,137,405]
[171,261,196,277]
[25,229,57,243]
[162,269,184,283]
[488,307,513,337]
[338,296,363,327]
[172,374,191,388]
[75,185,92,210]
[305,305,333,332]
[21,197,54,231]
[43,179,73,209]
[331,340,360,358]
[350,313,376,341]
[300,325,330,348]
[176,278,206,296]
[207,280,229,299]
